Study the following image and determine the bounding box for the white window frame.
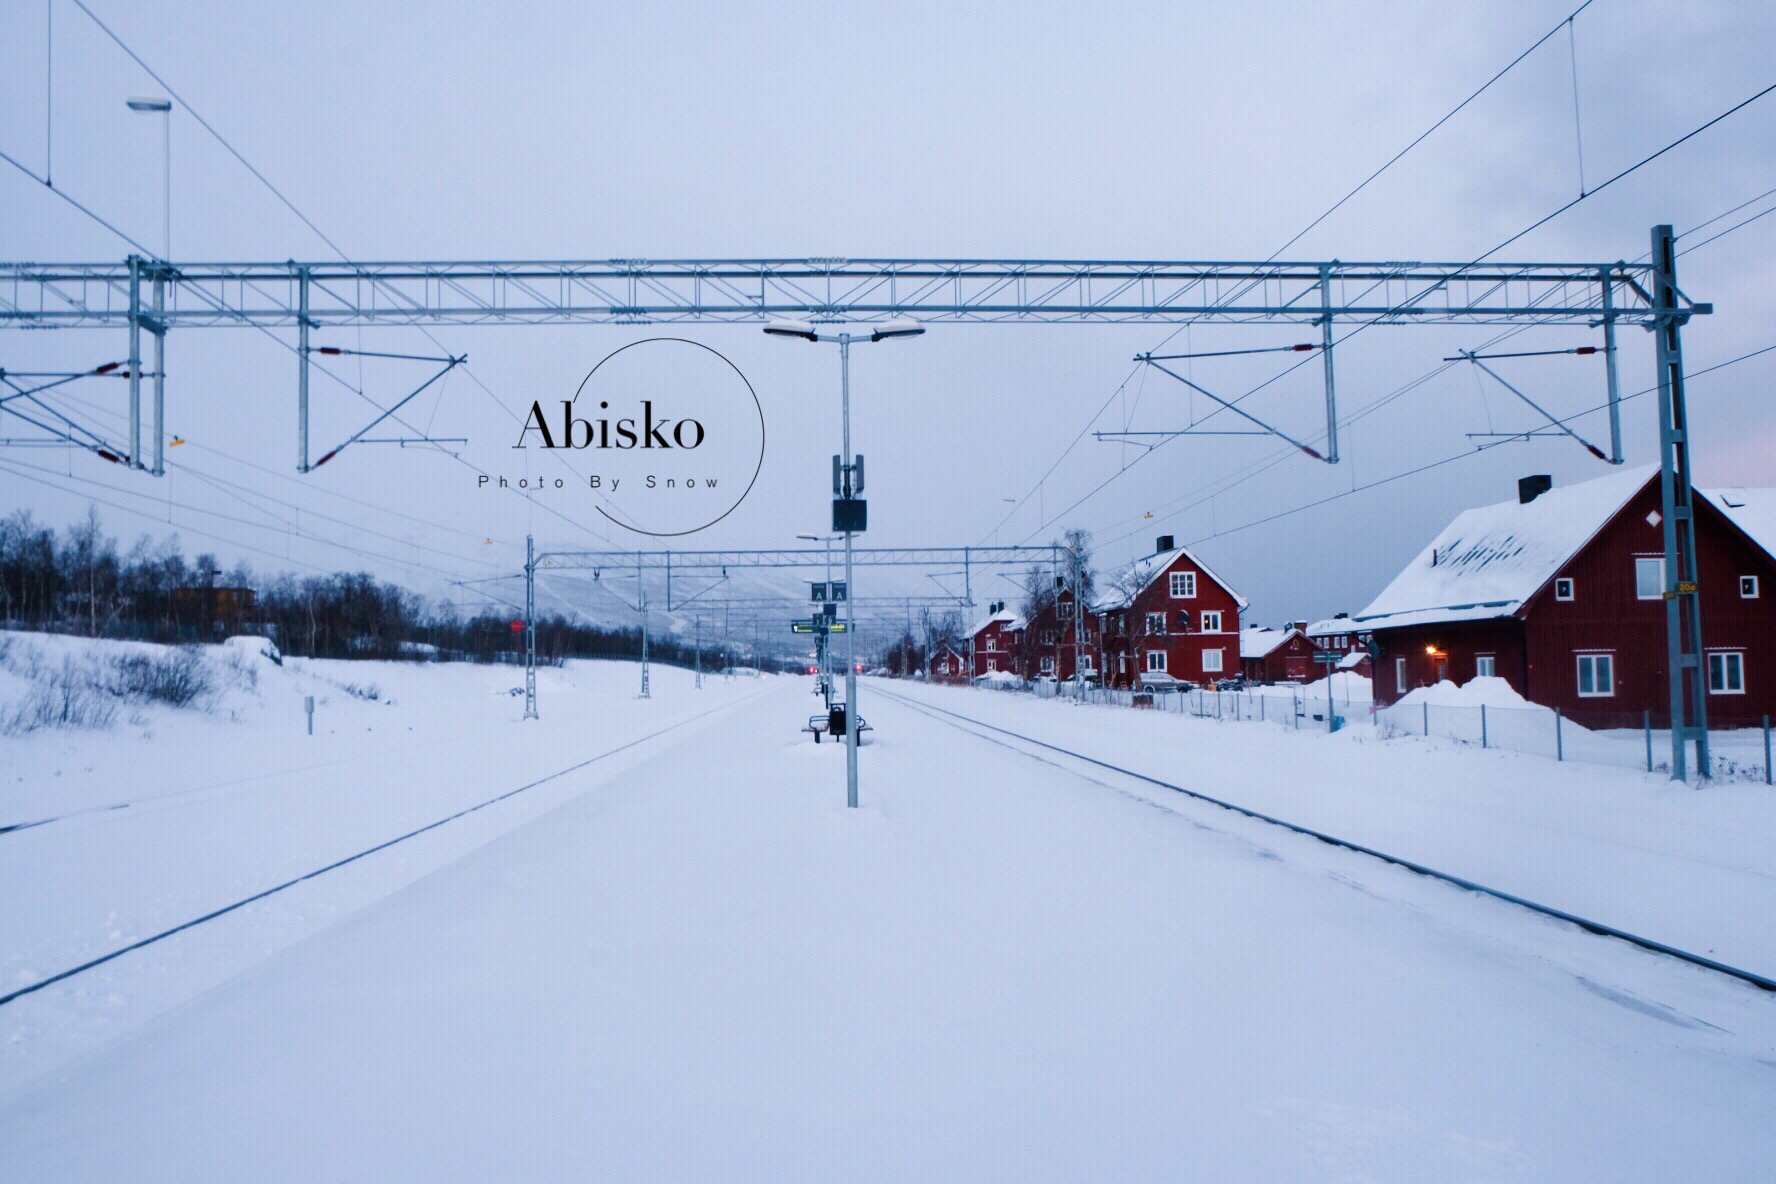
[1554,577,1575,601]
[1635,557,1665,600]
[1146,650,1167,672]
[988,657,999,672]
[1145,612,1166,636]
[1201,647,1224,674]
[1200,610,1223,633]
[985,636,997,652]
[1079,653,1095,672]
[1576,652,1615,698]
[1395,656,1407,692]
[1475,654,1496,678]
[1039,656,1055,674]
[1742,575,1761,599]
[1169,571,1196,599]
[1708,651,1745,695]
[1059,600,1074,618]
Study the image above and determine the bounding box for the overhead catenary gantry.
[0,241,1718,778]
[521,542,1065,717]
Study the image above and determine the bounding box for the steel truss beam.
[0,258,1691,328]
[532,545,1061,571]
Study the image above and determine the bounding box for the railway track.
[871,684,1776,995]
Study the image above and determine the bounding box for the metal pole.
[128,255,141,468]
[1555,707,1563,761]
[639,551,650,699]
[1645,710,1653,772]
[1481,703,1488,748]
[841,335,859,809]
[1600,269,1623,464]
[151,268,165,475]
[695,615,702,689]
[1765,716,1772,786]
[1319,264,1339,463]
[297,266,310,473]
[1650,224,1709,781]
[523,534,538,719]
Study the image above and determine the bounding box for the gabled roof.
[968,609,1022,638]
[1700,487,1776,562]
[1093,546,1249,613]
[1239,625,1297,660]
[1305,617,1363,638]
[1356,465,1658,630]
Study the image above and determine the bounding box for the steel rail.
[872,686,1776,994]
[0,689,765,1009]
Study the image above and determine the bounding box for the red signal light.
[510,619,524,633]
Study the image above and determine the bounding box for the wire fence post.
[1765,715,1772,786]
[1481,704,1488,749]
[1645,710,1653,773]
[1423,701,1430,737]
[1555,707,1563,762]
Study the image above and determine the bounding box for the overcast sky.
[4,0,1774,639]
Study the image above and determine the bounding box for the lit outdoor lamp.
[767,317,925,807]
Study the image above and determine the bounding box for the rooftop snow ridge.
[1356,464,1658,628]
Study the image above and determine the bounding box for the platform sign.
[1313,652,1341,665]
[810,581,828,602]
[792,618,846,634]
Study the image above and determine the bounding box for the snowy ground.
[4,645,1774,1179]
[2,634,773,1089]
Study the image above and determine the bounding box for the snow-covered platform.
[4,674,1773,1181]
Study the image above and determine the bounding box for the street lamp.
[126,97,171,259]
[768,318,925,808]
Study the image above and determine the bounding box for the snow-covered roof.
[1305,617,1363,638]
[1356,465,1658,630]
[1093,546,1249,613]
[1701,487,1776,562]
[967,609,1021,639]
[1239,626,1293,659]
[1337,650,1368,669]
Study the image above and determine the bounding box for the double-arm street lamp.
[768,318,925,807]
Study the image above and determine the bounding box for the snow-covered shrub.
[341,681,381,701]
[105,648,213,707]
[0,655,118,735]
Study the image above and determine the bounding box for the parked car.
[1136,671,1187,694]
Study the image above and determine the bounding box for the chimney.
[1293,620,1307,633]
[1155,534,1175,553]
[1519,474,1552,505]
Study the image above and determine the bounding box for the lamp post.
[768,317,925,807]
[127,97,171,258]
[128,97,171,476]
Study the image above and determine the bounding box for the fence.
[1025,679,1362,731]
[997,676,1774,784]
[1375,701,1774,783]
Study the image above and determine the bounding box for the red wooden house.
[1306,613,1372,677]
[928,640,969,683]
[1019,580,1100,681]
[1240,622,1318,683]
[1359,467,1776,724]
[1095,536,1246,689]
[969,603,1025,678]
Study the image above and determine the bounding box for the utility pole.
[695,615,702,689]
[523,533,538,720]
[638,551,650,699]
[1650,224,1709,782]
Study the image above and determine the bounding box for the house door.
[1434,657,1449,683]
[1284,655,1309,681]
